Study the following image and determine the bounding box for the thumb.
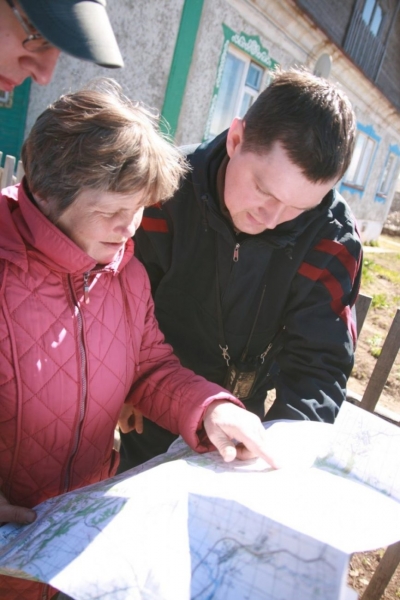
[0,504,36,525]
[211,433,238,462]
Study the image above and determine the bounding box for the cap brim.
[19,0,124,68]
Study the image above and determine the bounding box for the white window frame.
[0,91,10,104]
[343,131,377,190]
[362,0,383,37]
[0,90,13,108]
[207,45,269,140]
[376,152,400,198]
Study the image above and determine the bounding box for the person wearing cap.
[0,0,123,92]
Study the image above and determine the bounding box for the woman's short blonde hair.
[22,78,188,215]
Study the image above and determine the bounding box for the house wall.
[22,0,400,242]
[296,0,357,48]
[176,0,400,241]
[25,0,185,135]
[376,2,400,112]
[177,0,309,145]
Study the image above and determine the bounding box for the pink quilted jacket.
[0,183,239,600]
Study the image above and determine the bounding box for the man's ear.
[226,118,245,158]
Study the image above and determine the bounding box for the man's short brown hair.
[22,79,188,215]
[242,68,356,183]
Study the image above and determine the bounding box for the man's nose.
[20,47,60,86]
[262,203,286,229]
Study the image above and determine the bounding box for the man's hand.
[118,403,144,434]
[0,491,36,525]
[203,401,278,467]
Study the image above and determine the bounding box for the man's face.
[41,188,147,265]
[0,0,60,91]
[224,118,337,234]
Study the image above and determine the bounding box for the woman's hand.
[203,401,278,467]
[118,403,144,434]
[0,491,36,525]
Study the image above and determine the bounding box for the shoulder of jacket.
[179,143,201,158]
[123,256,151,292]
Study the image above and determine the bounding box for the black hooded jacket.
[119,131,363,469]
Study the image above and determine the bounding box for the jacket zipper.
[64,275,88,492]
[233,243,240,262]
[260,342,273,364]
[260,326,286,364]
[83,271,90,304]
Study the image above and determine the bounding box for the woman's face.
[44,188,147,265]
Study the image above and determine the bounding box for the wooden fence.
[350,294,400,599]
[0,152,24,188]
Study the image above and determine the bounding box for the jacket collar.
[0,182,133,275]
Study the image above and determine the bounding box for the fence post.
[360,308,400,412]
[15,160,24,183]
[361,541,400,600]
[355,294,372,337]
[1,155,16,188]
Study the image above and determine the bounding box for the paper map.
[0,401,399,600]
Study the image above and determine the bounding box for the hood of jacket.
[0,181,134,275]
[188,131,339,251]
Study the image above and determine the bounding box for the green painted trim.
[222,24,278,70]
[0,78,31,164]
[161,0,204,137]
[203,24,279,141]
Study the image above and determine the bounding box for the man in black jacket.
[119,68,363,470]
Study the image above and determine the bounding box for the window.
[377,152,400,198]
[208,46,267,139]
[343,131,377,189]
[0,90,12,108]
[362,0,383,36]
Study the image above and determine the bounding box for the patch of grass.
[364,240,379,247]
[371,263,400,284]
[368,334,383,358]
[362,254,400,285]
[362,258,375,284]
[371,293,388,309]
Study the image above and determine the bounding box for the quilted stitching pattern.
[0,258,141,506]
[0,186,234,600]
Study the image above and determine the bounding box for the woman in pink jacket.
[0,80,273,600]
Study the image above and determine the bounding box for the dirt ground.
[348,234,400,417]
[346,233,400,599]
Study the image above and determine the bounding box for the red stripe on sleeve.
[298,262,357,345]
[315,239,358,282]
[141,216,169,233]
